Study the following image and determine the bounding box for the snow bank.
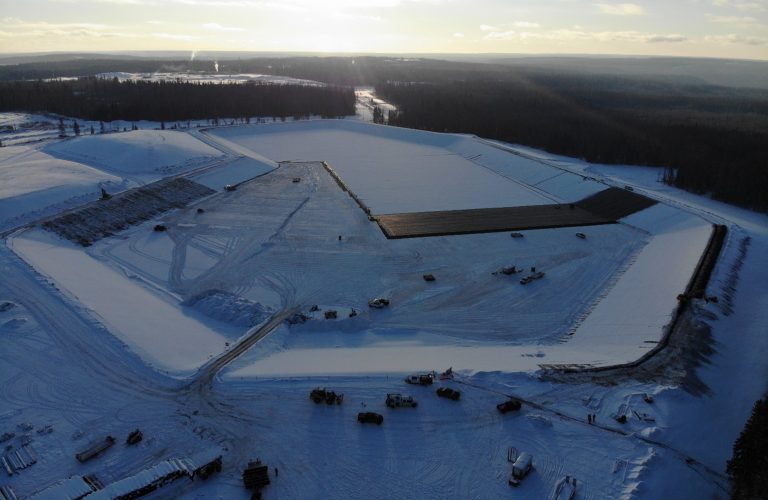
[10,229,229,374]
[183,290,271,328]
[0,146,122,230]
[44,130,224,178]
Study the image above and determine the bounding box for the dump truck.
[509,452,533,486]
[436,387,461,400]
[497,399,522,414]
[357,412,384,425]
[404,374,433,386]
[386,394,418,408]
[309,387,343,405]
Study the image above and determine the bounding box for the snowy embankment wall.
[9,229,230,375]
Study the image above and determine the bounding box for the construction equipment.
[357,412,383,425]
[510,232,524,238]
[438,367,454,380]
[368,298,390,309]
[508,452,533,486]
[386,394,418,408]
[126,429,143,445]
[309,387,343,405]
[404,374,433,386]
[422,274,436,282]
[436,387,461,400]
[242,459,270,491]
[497,399,522,414]
[520,271,545,285]
[75,435,116,463]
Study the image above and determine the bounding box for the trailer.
[75,436,115,463]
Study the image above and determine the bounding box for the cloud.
[594,3,645,15]
[711,0,767,11]
[482,28,688,44]
[706,33,767,44]
[480,24,500,31]
[202,22,246,32]
[513,21,540,28]
[452,32,465,38]
[484,30,515,40]
[706,14,759,23]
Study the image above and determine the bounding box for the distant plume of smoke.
[214,61,219,73]
[190,50,197,62]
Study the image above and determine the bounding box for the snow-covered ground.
[1,116,765,500]
[210,121,564,213]
[43,129,225,181]
[0,145,123,231]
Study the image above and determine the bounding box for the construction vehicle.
[436,387,461,400]
[509,452,533,486]
[438,367,454,380]
[242,459,270,492]
[520,271,545,285]
[497,399,522,414]
[309,387,343,405]
[386,394,418,408]
[422,274,436,282]
[126,429,143,445]
[368,298,390,309]
[324,310,337,320]
[510,232,524,238]
[357,412,383,425]
[292,177,301,183]
[225,184,236,192]
[404,374,433,386]
[75,435,116,463]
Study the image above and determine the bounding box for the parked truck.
[509,452,533,486]
[386,394,418,408]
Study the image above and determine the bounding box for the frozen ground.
[0,116,765,500]
[44,129,225,182]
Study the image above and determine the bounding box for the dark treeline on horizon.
[0,56,766,210]
[0,78,355,122]
[378,77,768,212]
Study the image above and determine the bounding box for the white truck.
[385,393,418,408]
[509,452,533,486]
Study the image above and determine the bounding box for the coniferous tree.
[728,398,768,499]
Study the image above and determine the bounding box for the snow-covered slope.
[44,130,225,179]
[0,145,123,231]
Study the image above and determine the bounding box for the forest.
[0,78,355,122]
[378,76,768,211]
[0,56,765,210]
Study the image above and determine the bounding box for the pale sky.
[1,0,767,59]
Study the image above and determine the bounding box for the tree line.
[0,78,355,122]
[377,77,768,212]
[728,397,768,499]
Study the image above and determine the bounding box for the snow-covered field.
[1,114,765,500]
